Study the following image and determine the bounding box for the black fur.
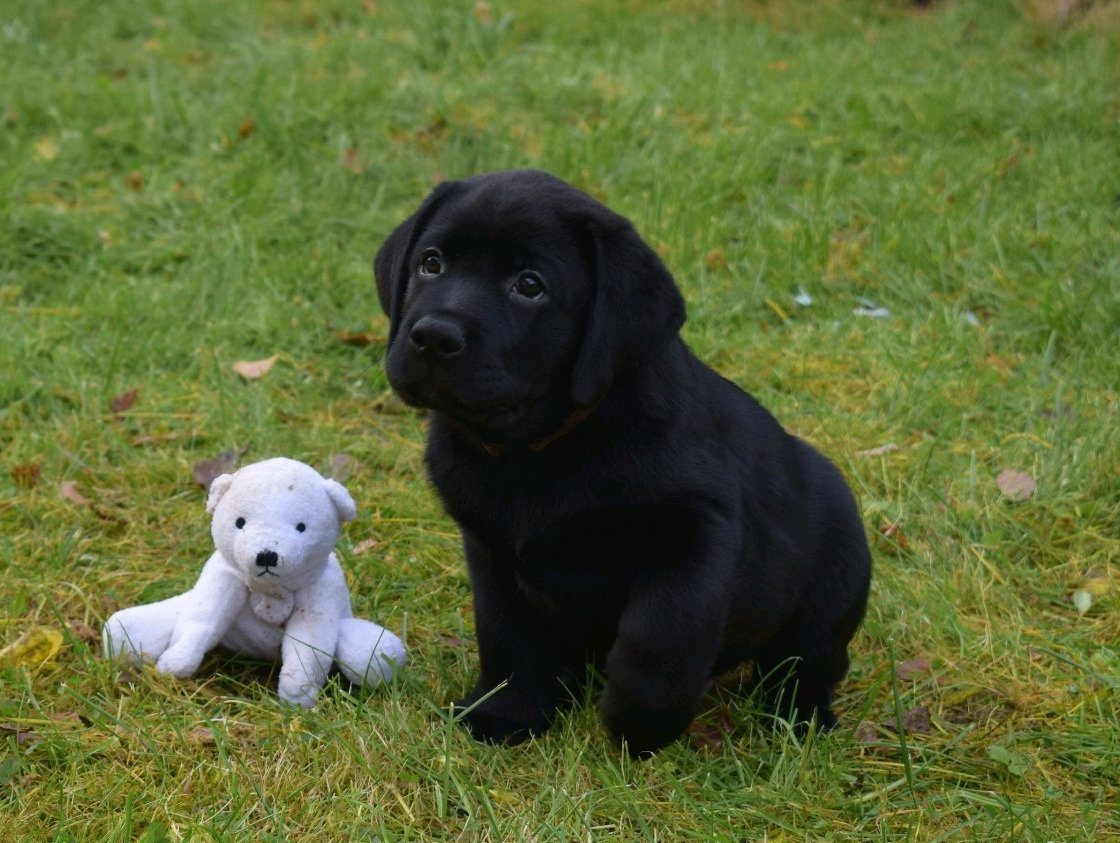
[375,170,872,756]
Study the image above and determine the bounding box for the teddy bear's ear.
[206,474,234,514]
[323,478,357,523]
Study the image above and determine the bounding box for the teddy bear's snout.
[255,549,279,573]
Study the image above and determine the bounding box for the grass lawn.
[2,0,1118,839]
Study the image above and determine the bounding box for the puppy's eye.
[513,272,545,300]
[235,517,246,529]
[296,522,306,533]
[419,249,443,277]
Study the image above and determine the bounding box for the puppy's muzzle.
[255,549,279,575]
[409,315,465,358]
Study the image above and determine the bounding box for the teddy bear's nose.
[255,550,279,569]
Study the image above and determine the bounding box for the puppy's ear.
[374,181,459,344]
[323,478,357,524]
[570,215,686,407]
[206,474,234,515]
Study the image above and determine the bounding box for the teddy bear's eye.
[235,517,246,529]
[296,522,306,533]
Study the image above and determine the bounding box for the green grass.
[2,0,1119,839]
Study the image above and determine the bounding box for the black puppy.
[375,170,871,756]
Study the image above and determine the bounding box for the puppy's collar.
[480,403,597,457]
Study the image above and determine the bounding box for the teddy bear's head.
[206,458,356,589]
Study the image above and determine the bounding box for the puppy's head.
[207,458,356,587]
[375,170,685,443]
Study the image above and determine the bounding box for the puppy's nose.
[409,315,465,358]
[255,550,279,568]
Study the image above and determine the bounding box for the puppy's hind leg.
[752,632,849,732]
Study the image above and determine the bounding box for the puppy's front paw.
[600,684,694,757]
[453,684,555,746]
[155,642,204,678]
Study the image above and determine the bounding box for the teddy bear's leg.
[102,595,188,663]
[334,619,406,688]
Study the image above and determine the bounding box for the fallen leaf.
[329,453,352,482]
[192,448,247,489]
[68,622,100,646]
[895,656,931,680]
[767,60,790,72]
[705,248,728,272]
[473,1,493,24]
[985,353,1012,372]
[438,632,468,648]
[185,727,216,746]
[897,704,931,735]
[109,389,139,415]
[792,287,812,307]
[341,147,366,175]
[335,328,383,346]
[1071,589,1092,616]
[962,310,981,327]
[10,462,41,489]
[996,469,1036,502]
[232,355,278,380]
[877,520,909,555]
[60,480,91,506]
[854,719,878,743]
[0,724,41,748]
[352,537,380,555]
[125,171,143,191]
[237,117,256,140]
[0,627,65,669]
[688,721,724,753]
[856,443,898,458]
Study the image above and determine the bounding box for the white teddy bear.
[103,457,405,707]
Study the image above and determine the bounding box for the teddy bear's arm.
[276,575,343,707]
[155,552,248,678]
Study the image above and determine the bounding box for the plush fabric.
[103,457,405,706]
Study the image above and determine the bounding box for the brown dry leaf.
[885,704,931,735]
[473,1,493,24]
[185,727,216,746]
[688,721,724,753]
[10,462,41,489]
[336,328,383,346]
[232,355,278,379]
[237,117,256,140]
[352,537,381,555]
[996,469,1036,502]
[854,719,878,743]
[341,147,366,175]
[125,171,143,191]
[705,248,728,272]
[439,632,469,648]
[877,521,909,555]
[68,622,100,646]
[109,388,139,414]
[895,656,931,680]
[192,448,247,489]
[60,480,92,506]
[0,627,65,669]
[0,724,39,747]
[985,353,1012,373]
